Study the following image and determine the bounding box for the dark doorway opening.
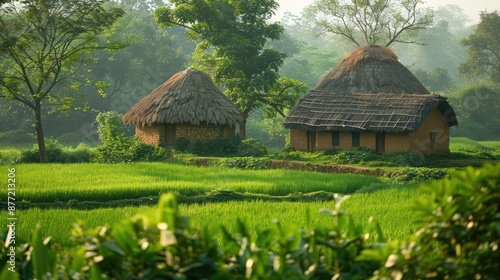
[306,131,316,152]
[376,132,385,153]
[430,132,436,152]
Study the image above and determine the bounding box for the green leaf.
[101,241,125,256]
[31,226,51,280]
[70,247,87,274]
[0,264,19,280]
[157,193,178,228]
[89,264,106,280]
[255,229,274,248]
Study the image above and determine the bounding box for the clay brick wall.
[338,132,352,150]
[176,124,229,143]
[224,126,236,138]
[360,132,376,150]
[409,108,450,153]
[316,131,331,150]
[136,125,162,145]
[136,123,236,146]
[288,109,450,154]
[291,130,378,151]
[290,129,308,151]
[385,133,410,153]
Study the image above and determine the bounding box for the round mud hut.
[284,45,457,153]
[123,68,242,146]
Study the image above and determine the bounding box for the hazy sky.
[276,0,500,25]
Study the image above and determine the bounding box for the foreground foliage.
[1,164,499,279]
[374,163,500,279]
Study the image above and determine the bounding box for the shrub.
[189,137,240,156]
[238,138,268,157]
[19,138,64,163]
[19,139,94,163]
[385,151,429,167]
[387,167,448,183]
[93,136,167,163]
[92,112,167,163]
[64,143,94,163]
[174,137,260,157]
[331,148,379,165]
[374,164,500,279]
[219,157,271,170]
[173,137,190,152]
[272,149,307,160]
[0,149,22,164]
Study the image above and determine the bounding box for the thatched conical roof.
[284,45,457,133]
[313,44,430,94]
[123,68,243,127]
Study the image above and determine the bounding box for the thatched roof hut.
[123,68,242,146]
[284,45,457,153]
[123,68,242,127]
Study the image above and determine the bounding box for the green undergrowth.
[272,146,499,168]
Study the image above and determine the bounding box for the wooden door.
[165,124,176,145]
[430,132,436,152]
[376,132,385,153]
[306,131,316,152]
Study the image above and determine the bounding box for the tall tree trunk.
[239,111,249,140]
[34,99,48,163]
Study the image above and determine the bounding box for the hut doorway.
[430,132,436,152]
[306,131,316,152]
[376,132,385,153]
[165,124,176,145]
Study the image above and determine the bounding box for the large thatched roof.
[123,68,243,127]
[284,45,457,133]
[313,44,430,94]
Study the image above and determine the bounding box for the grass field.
[13,163,380,203]
[0,162,426,252]
[2,137,496,255]
[10,186,424,250]
[449,137,500,151]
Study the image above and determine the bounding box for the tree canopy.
[458,11,500,83]
[0,0,124,162]
[154,0,306,138]
[306,0,434,47]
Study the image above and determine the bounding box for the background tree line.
[1,0,499,158]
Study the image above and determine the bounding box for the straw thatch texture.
[313,45,430,94]
[284,45,457,133]
[123,68,242,127]
[284,91,456,132]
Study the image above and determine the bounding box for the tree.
[306,0,434,47]
[154,0,306,139]
[458,11,500,83]
[413,67,453,92]
[0,0,124,162]
[113,0,164,13]
[83,9,193,114]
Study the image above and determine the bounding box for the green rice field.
[449,137,500,151]
[1,162,426,252]
[13,163,380,203]
[11,186,424,249]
